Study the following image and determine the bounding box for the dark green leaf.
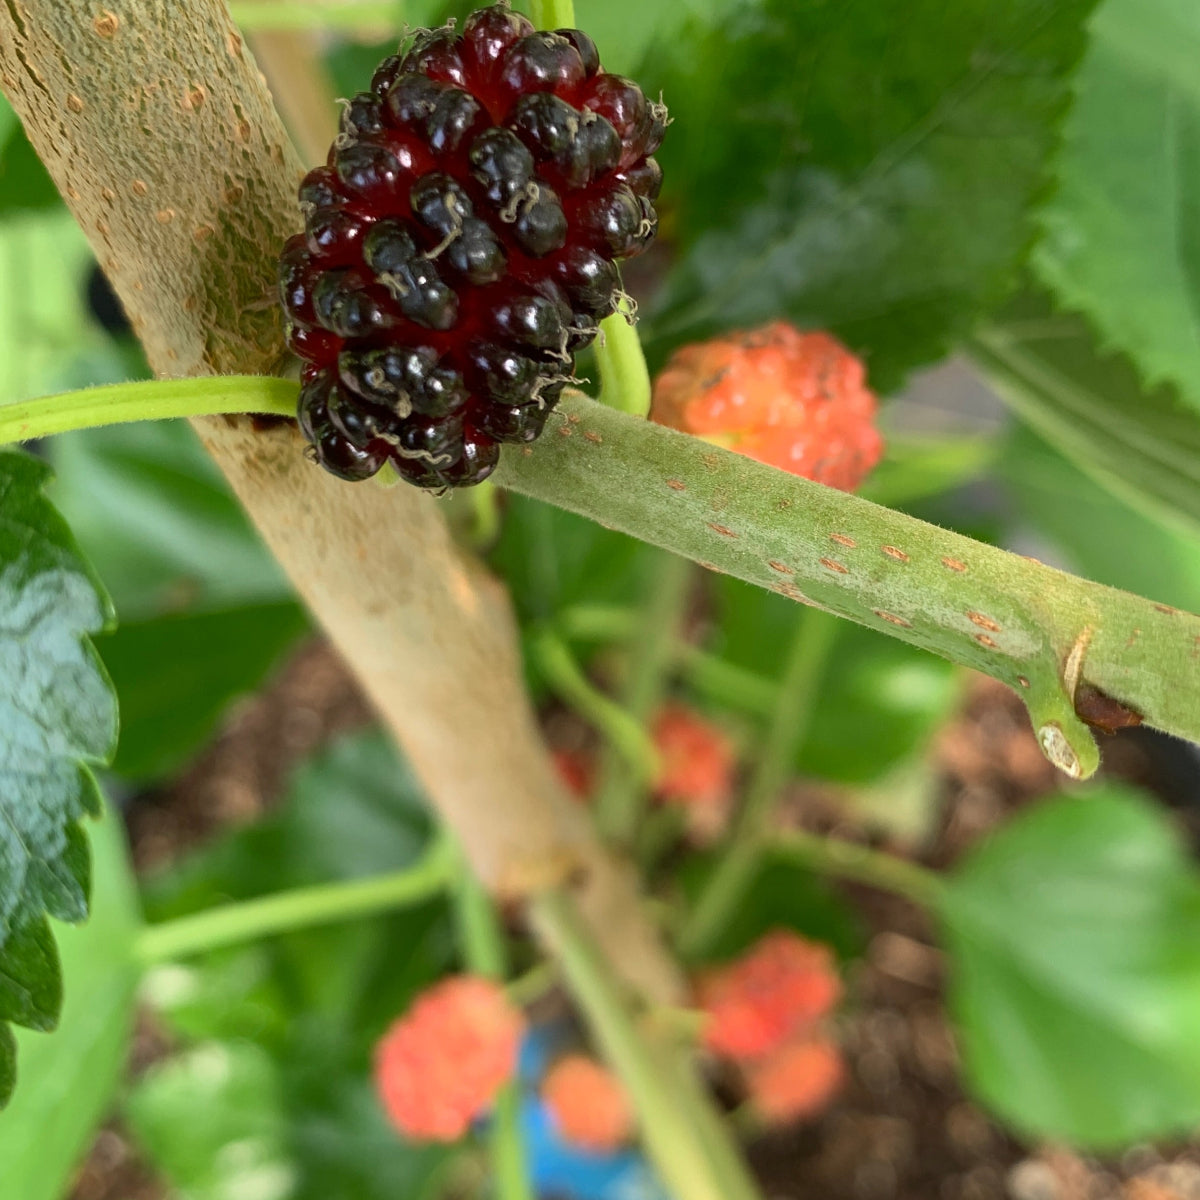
[0,808,142,1200]
[647,0,1097,389]
[0,449,116,1098]
[101,602,309,779]
[1032,0,1200,410]
[942,785,1200,1147]
[974,292,1200,541]
[711,577,958,783]
[998,423,1200,614]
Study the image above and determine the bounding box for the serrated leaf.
[973,291,1200,541]
[0,449,116,1102]
[646,0,1097,390]
[0,808,141,1200]
[1033,0,1200,410]
[941,786,1200,1147]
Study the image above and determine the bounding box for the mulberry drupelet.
[279,3,666,488]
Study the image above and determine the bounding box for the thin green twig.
[772,828,944,909]
[450,851,534,1200]
[136,837,453,964]
[680,608,840,958]
[531,890,763,1200]
[229,1,403,31]
[530,626,660,785]
[0,375,297,448]
[595,553,694,845]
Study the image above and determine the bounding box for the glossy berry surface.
[651,323,883,492]
[280,3,665,489]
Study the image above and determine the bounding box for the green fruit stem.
[530,0,577,33]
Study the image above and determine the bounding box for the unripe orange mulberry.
[651,323,883,492]
[542,1053,633,1153]
[698,930,842,1060]
[374,975,524,1141]
[744,1037,845,1125]
[652,703,735,810]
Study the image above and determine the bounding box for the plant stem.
[229,1,403,30]
[597,303,654,416]
[771,828,944,909]
[681,608,840,959]
[530,626,659,785]
[560,605,778,714]
[531,889,763,1200]
[596,552,694,845]
[529,0,576,32]
[135,838,454,964]
[451,851,534,1200]
[0,376,298,448]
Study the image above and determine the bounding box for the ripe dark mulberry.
[280,3,665,489]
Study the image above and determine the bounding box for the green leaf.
[712,577,960,784]
[127,1039,453,1200]
[127,1040,295,1200]
[1032,0,1200,410]
[973,292,1200,541]
[647,0,1097,389]
[0,449,116,1099]
[101,602,309,780]
[0,807,141,1199]
[998,423,1200,614]
[941,785,1200,1147]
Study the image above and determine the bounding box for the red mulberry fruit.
[542,1054,634,1153]
[698,929,843,1061]
[280,4,665,488]
[651,324,883,492]
[374,975,524,1141]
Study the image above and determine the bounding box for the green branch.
[449,850,534,1200]
[496,392,1200,777]
[135,839,453,964]
[0,376,297,448]
[229,1,403,30]
[681,608,840,958]
[532,890,763,1200]
[595,553,693,845]
[771,829,944,909]
[530,626,660,785]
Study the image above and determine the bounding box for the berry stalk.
[530,0,577,30]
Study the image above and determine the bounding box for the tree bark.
[0,0,681,1002]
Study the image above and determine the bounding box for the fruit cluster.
[280,3,665,488]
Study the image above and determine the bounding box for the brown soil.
[70,652,1200,1200]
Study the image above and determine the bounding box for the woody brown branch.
[0,0,682,1003]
